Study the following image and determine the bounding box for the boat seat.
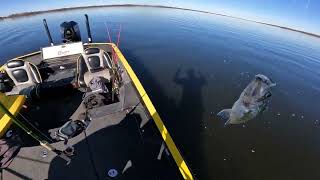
[77,48,113,88]
[3,60,42,95]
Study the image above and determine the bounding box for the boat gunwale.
[110,43,194,180]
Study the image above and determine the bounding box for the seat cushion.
[12,69,29,83]
[88,56,101,70]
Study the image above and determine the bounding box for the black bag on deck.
[82,76,110,109]
[83,93,106,109]
[88,76,109,93]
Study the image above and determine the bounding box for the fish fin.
[259,102,268,113]
[217,109,232,125]
[224,119,232,127]
[260,106,267,113]
[257,91,272,102]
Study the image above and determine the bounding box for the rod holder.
[85,14,93,43]
[43,19,54,46]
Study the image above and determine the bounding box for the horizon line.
[0,4,319,38]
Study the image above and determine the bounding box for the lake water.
[1,7,320,180]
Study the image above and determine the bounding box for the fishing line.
[0,102,71,163]
[116,24,122,48]
[17,112,54,143]
[127,100,145,145]
[83,130,101,180]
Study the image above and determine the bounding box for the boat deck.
[0,44,186,179]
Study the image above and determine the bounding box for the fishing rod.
[85,14,93,43]
[0,101,71,164]
[104,21,123,101]
[43,19,54,46]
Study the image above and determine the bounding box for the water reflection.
[173,68,207,178]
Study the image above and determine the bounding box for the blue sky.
[1,0,319,34]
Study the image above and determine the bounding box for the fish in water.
[217,74,276,126]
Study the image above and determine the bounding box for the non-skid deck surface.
[3,109,178,179]
[3,84,180,180]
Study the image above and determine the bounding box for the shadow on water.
[173,68,207,132]
[172,68,208,178]
[122,49,208,179]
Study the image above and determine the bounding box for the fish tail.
[217,109,232,125]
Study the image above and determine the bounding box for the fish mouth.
[255,74,276,87]
[268,77,276,87]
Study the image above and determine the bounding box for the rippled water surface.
[1,7,320,180]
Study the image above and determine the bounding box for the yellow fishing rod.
[0,101,71,164]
